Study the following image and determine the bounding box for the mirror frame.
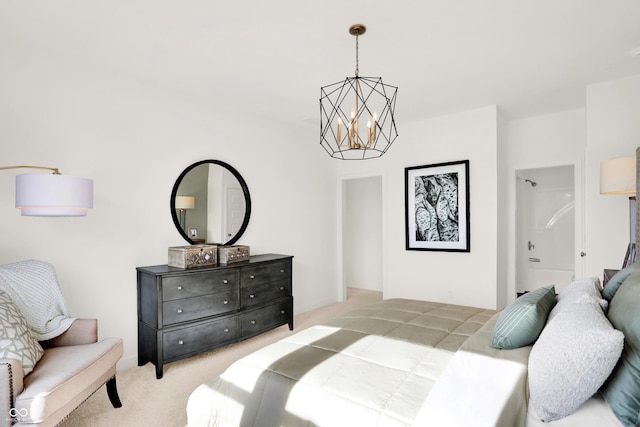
[170,160,252,246]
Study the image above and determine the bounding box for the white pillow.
[550,277,607,320]
[0,291,44,376]
[528,294,623,421]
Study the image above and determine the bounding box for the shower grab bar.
[528,257,541,263]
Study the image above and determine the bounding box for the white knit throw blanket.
[0,259,75,340]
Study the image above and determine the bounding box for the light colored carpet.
[60,288,382,427]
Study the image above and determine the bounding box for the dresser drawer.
[162,290,239,326]
[241,281,291,308]
[240,299,292,335]
[162,270,238,301]
[240,262,290,287]
[163,316,239,360]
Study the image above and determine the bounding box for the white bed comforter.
[187,299,531,427]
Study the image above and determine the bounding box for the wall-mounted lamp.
[600,155,636,267]
[175,195,195,231]
[0,166,93,217]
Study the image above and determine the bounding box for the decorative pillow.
[528,294,624,422]
[0,291,44,376]
[549,277,607,320]
[491,285,556,350]
[601,269,640,427]
[602,261,640,302]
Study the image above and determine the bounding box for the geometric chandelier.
[320,24,398,160]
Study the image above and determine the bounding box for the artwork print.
[405,160,470,252]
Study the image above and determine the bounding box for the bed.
[187,267,640,427]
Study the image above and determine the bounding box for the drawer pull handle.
[177,285,183,290]
[279,286,285,291]
[223,279,229,284]
[250,320,256,325]
[224,328,230,333]
[280,310,286,315]
[249,294,255,299]
[178,340,184,345]
[280,269,285,273]
[250,275,255,279]
[177,309,183,314]
[223,300,229,305]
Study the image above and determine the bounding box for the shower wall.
[516,166,575,293]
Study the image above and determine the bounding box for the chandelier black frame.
[320,24,398,160]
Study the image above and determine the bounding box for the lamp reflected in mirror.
[175,196,195,231]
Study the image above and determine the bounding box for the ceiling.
[2,0,640,125]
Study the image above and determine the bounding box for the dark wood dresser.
[136,253,293,378]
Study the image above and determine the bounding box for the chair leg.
[106,376,122,408]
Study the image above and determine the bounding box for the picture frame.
[189,227,198,238]
[405,160,470,252]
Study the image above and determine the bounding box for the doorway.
[225,187,245,240]
[516,165,576,293]
[342,176,383,295]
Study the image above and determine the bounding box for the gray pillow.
[492,285,556,350]
[601,269,640,427]
[602,262,640,302]
[528,294,623,421]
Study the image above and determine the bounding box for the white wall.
[496,109,509,309]
[585,74,640,277]
[337,106,500,310]
[505,109,586,298]
[0,41,338,370]
[505,73,640,289]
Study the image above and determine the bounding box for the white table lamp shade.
[600,155,637,195]
[175,196,195,210]
[15,174,94,216]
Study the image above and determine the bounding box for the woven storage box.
[218,245,250,264]
[168,244,217,268]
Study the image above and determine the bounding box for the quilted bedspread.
[187,299,531,427]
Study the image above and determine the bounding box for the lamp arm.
[0,165,61,175]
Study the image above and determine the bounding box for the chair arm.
[0,358,24,427]
[40,318,98,348]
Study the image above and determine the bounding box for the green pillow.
[602,262,640,302]
[601,270,640,427]
[492,286,556,350]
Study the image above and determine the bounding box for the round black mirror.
[170,160,251,246]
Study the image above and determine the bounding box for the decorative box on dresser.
[137,253,293,379]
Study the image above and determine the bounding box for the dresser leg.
[288,297,294,330]
[156,364,163,379]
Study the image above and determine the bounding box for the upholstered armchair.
[1,319,123,426]
[0,260,123,426]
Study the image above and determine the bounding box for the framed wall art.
[405,160,470,252]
